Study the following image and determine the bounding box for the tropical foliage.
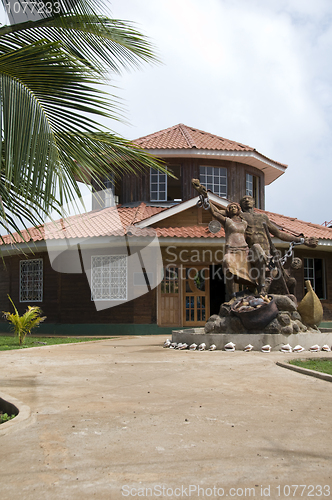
[0,0,162,235]
[3,295,46,345]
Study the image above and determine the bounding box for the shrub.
[3,296,46,345]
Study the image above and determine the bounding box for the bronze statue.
[192,180,255,297]
[192,179,318,296]
[239,195,317,293]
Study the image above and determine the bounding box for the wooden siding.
[0,252,157,326]
[111,158,266,208]
[1,243,332,327]
[152,207,200,228]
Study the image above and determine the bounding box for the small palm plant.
[3,296,46,346]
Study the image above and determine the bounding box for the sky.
[2,0,332,225]
[104,0,332,226]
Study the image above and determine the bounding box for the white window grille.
[199,166,227,198]
[91,255,127,300]
[150,168,167,201]
[20,259,43,302]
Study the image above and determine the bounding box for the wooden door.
[158,266,181,326]
[183,266,209,326]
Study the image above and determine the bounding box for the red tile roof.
[134,123,287,168]
[2,202,332,245]
[0,204,167,245]
[259,209,332,240]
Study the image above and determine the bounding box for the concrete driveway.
[0,336,332,500]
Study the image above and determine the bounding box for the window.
[246,173,260,207]
[91,255,127,300]
[199,166,227,198]
[20,259,43,302]
[150,168,167,201]
[161,266,179,294]
[304,258,326,299]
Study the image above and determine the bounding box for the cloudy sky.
[103,0,332,226]
[2,0,332,225]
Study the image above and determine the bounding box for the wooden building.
[1,124,332,335]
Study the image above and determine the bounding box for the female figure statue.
[192,179,255,298]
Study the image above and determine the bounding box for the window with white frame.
[91,255,127,300]
[20,259,43,302]
[246,173,260,207]
[150,168,167,201]
[304,258,326,299]
[199,166,227,198]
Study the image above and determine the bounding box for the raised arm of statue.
[192,178,227,224]
[266,219,318,248]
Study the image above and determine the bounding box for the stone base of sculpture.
[172,294,332,351]
[205,294,307,335]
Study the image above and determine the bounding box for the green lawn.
[0,336,112,351]
[289,358,332,376]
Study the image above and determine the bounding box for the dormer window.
[199,166,227,198]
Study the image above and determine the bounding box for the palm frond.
[0,41,164,234]
[0,15,159,73]
[0,1,163,239]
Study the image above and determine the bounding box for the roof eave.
[144,149,287,185]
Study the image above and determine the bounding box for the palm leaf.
[0,41,164,233]
[0,0,163,237]
[0,16,159,73]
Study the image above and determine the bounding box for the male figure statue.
[240,195,317,293]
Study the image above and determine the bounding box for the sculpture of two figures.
[192,179,318,301]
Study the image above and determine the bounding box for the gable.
[136,194,228,229]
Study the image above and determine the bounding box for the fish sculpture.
[189,343,197,350]
[198,342,206,351]
[261,344,271,352]
[209,344,217,351]
[321,344,331,352]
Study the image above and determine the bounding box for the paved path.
[1,336,332,499]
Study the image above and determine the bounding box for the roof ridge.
[134,122,256,152]
[134,124,179,142]
[131,202,147,225]
[178,123,197,148]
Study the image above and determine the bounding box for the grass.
[0,335,112,351]
[0,413,16,424]
[289,358,332,376]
